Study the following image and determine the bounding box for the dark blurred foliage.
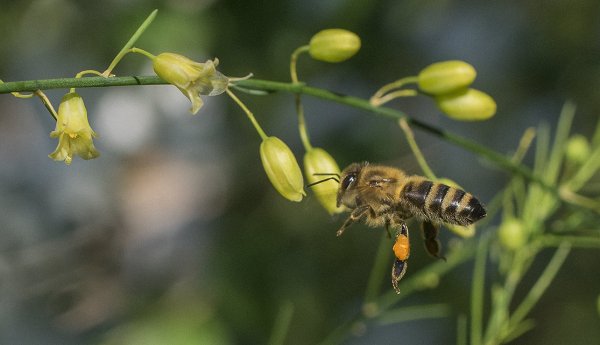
[0,0,599,344]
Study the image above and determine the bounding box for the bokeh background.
[1,0,599,344]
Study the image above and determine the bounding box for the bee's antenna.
[306,173,340,187]
[307,177,340,187]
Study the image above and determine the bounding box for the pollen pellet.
[393,234,410,260]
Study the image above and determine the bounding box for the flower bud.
[304,148,344,214]
[309,29,361,63]
[260,136,305,202]
[435,88,496,121]
[565,134,591,164]
[498,218,526,250]
[49,92,100,165]
[153,53,229,114]
[418,60,476,95]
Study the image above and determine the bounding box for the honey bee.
[314,162,486,293]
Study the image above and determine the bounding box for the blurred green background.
[1,0,599,344]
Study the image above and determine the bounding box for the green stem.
[73,70,104,92]
[504,243,571,341]
[0,76,165,92]
[102,9,158,76]
[129,47,157,60]
[363,232,392,304]
[470,233,490,345]
[75,70,104,79]
[225,88,268,140]
[34,90,58,121]
[290,45,313,151]
[290,45,309,84]
[370,76,418,102]
[297,102,313,151]
[371,89,418,107]
[398,118,437,180]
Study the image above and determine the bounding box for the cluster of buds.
[417,60,497,121]
[370,60,497,121]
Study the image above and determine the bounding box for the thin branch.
[0,76,591,213]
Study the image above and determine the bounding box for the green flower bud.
[435,88,497,121]
[304,148,344,214]
[498,218,526,250]
[565,134,591,164]
[49,92,100,165]
[260,136,305,202]
[309,29,361,63]
[152,53,229,114]
[418,60,477,95]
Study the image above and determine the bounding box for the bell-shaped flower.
[49,92,100,165]
[260,136,305,202]
[304,148,344,214]
[152,53,229,114]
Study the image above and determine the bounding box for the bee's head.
[336,162,368,208]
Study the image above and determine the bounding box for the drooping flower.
[152,53,229,114]
[49,92,100,165]
[260,136,305,202]
[304,148,344,214]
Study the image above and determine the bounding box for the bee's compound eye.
[341,174,356,190]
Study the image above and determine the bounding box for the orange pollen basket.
[393,235,410,260]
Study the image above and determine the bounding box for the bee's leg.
[336,204,371,236]
[391,258,407,294]
[421,221,446,261]
[391,223,410,293]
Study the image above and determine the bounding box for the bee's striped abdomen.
[402,179,486,226]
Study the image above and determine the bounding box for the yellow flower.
[49,92,100,165]
[152,53,229,114]
[260,136,305,202]
[304,148,344,214]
